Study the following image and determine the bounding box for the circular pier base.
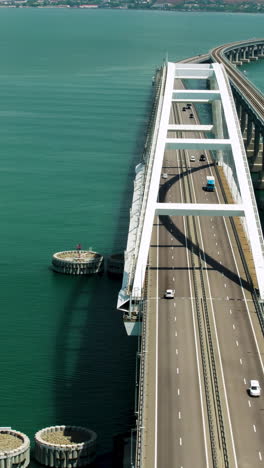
[35,425,97,467]
[52,250,104,275]
[0,428,30,468]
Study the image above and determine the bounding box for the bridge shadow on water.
[158,165,252,293]
[51,274,137,468]
[50,89,153,467]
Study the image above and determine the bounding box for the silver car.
[164,289,175,299]
[249,380,261,397]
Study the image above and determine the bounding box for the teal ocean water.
[0,9,263,465]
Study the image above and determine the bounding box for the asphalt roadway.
[144,100,264,468]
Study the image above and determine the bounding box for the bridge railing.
[134,296,148,467]
[126,63,167,294]
[221,66,264,257]
[220,46,264,95]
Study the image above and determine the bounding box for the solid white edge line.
[154,214,159,468]
[189,166,239,468]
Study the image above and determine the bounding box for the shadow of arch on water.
[51,84,154,466]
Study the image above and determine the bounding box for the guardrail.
[127,63,167,293]
[134,293,148,467]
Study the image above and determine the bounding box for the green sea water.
[0,8,263,465]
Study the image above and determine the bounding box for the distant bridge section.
[184,39,264,185]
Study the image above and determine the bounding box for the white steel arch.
[118,62,264,314]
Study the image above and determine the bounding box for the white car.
[190,155,196,162]
[249,380,261,397]
[162,173,168,179]
[164,289,175,299]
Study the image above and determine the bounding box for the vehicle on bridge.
[164,289,175,299]
[205,176,215,192]
[190,155,196,162]
[249,380,261,397]
[199,154,206,162]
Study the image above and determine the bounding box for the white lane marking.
[253,425,256,433]
[154,215,159,468]
[230,309,232,314]
[172,256,174,259]
[214,233,216,237]
[176,349,178,355]
[216,242,218,246]
[248,400,251,408]
[240,358,243,365]
[226,296,229,300]
[174,303,176,307]
[214,184,264,377]
[174,316,177,321]
[183,168,212,468]
[173,277,175,281]
[259,452,262,461]
[211,218,213,221]
[236,340,239,347]
[190,179,239,468]
[233,324,236,330]
[244,378,247,385]
[171,237,173,241]
[175,331,177,337]
[220,261,222,265]
[177,368,179,374]
[178,411,181,419]
[212,225,214,229]
[224,283,227,288]
[218,251,220,255]
[179,437,182,446]
[177,388,180,396]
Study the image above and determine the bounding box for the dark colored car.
[200,154,206,161]
[182,107,186,111]
[189,113,194,119]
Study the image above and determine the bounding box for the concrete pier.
[35,425,97,467]
[52,250,104,275]
[0,429,30,468]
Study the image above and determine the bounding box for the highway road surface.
[145,95,264,468]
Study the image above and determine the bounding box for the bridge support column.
[212,99,225,164]
[246,116,253,148]
[254,126,261,159]
[235,99,242,120]
[256,138,264,189]
[240,107,247,135]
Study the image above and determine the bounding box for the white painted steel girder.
[174,64,214,79]
[173,90,220,100]
[166,138,231,150]
[155,203,245,217]
[131,62,176,298]
[172,99,211,103]
[212,63,264,299]
[168,124,213,132]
